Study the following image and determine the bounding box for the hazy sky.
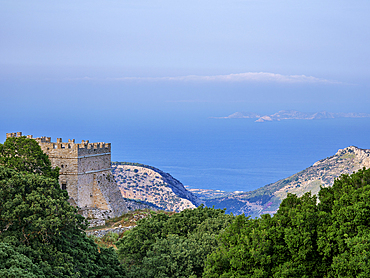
[1,0,370,140]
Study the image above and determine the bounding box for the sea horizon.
[2,116,369,193]
[109,117,370,192]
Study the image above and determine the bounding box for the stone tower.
[5,132,128,219]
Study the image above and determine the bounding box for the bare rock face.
[206,146,370,218]
[111,163,201,212]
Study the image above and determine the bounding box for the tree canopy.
[0,242,45,278]
[203,168,370,277]
[117,205,234,278]
[0,166,124,277]
[0,136,59,179]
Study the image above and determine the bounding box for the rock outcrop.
[112,162,201,212]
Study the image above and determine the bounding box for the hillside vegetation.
[203,167,370,277]
[117,205,233,278]
[92,168,370,277]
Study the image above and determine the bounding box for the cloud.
[108,72,340,84]
[56,77,94,81]
[166,99,212,103]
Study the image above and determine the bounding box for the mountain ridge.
[111,146,370,218]
[111,162,201,212]
[204,146,370,217]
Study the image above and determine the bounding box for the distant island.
[213,110,370,122]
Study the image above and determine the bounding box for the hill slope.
[206,146,370,217]
[111,162,201,212]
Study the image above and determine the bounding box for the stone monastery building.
[6,132,128,218]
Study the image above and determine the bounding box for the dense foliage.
[0,136,59,180]
[0,136,124,277]
[0,242,45,278]
[0,166,125,277]
[203,167,370,277]
[117,205,234,277]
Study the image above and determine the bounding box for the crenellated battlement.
[78,141,110,150]
[6,132,110,153]
[36,136,52,143]
[6,132,24,138]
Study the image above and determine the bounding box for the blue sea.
[110,117,370,192]
[3,104,370,193]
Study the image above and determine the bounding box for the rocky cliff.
[206,146,370,217]
[111,162,201,212]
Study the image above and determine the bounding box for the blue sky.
[1,0,370,140]
[1,0,369,79]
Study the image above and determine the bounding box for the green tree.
[317,168,370,277]
[117,206,233,277]
[141,234,207,278]
[203,213,275,278]
[0,166,124,277]
[204,168,370,278]
[204,194,326,278]
[271,193,324,277]
[0,242,45,278]
[0,136,59,180]
[117,212,170,267]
